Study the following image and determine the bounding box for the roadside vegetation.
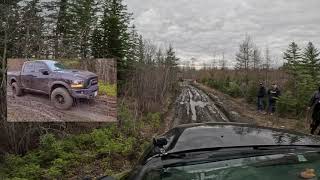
[0,105,163,179]
[186,36,320,119]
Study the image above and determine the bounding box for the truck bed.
[7,71,21,76]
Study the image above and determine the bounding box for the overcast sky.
[124,0,320,67]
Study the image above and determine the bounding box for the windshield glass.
[143,151,320,180]
[46,61,66,71]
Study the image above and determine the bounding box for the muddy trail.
[7,87,117,122]
[171,82,229,127]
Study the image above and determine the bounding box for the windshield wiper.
[252,145,320,150]
[161,145,320,160]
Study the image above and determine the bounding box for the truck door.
[33,62,51,93]
[21,62,35,89]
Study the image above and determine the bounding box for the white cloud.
[125,0,320,67]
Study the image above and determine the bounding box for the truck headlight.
[71,80,84,88]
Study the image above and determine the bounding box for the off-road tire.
[51,87,73,110]
[12,82,23,96]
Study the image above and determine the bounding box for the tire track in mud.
[172,82,229,127]
[7,87,117,122]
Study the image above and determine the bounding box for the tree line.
[1,0,132,84]
[279,41,320,115]
[196,35,319,118]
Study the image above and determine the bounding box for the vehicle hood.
[57,69,97,79]
[160,123,320,154]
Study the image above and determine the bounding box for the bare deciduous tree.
[235,35,254,85]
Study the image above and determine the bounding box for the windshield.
[143,151,320,180]
[46,61,66,71]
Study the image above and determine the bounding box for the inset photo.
[7,58,117,122]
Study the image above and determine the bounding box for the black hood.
[159,123,320,154]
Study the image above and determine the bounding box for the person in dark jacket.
[257,83,266,112]
[309,87,320,135]
[268,83,281,114]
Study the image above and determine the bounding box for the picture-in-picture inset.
[7,58,117,122]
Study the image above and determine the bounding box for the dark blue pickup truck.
[7,60,99,110]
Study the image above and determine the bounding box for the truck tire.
[51,87,73,110]
[12,82,23,96]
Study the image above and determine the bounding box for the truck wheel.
[51,88,73,110]
[12,82,23,96]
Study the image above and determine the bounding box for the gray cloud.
[125,0,320,67]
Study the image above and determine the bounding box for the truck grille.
[88,77,98,87]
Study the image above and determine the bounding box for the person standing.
[268,83,281,115]
[309,87,320,135]
[257,83,266,112]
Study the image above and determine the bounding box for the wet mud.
[6,86,117,122]
[172,82,229,127]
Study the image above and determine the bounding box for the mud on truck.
[7,60,99,110]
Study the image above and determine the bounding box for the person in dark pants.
[257,83,266,112]
[268,83,281,115]
[309,87,320,135]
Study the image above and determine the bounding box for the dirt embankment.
[7,87,117,122]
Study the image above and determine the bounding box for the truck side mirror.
[40,69,49,75]
[153,137,168,148]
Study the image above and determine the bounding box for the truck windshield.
[46,61,67,71]
[143,151,320,180]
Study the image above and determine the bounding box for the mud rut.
[172,83,229,127]
[6,86,117,122]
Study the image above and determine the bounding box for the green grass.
[0,106,161,180]
[99,81,117,97]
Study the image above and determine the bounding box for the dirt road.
[172,82,229,127]
[7,87,117,122]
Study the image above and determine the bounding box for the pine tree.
[301,42,320,81]
[283,42,303,101]
[280,42,318,115]
[0,0,21,59]
[68,0,97,59]
[16,0,44,58]
[126,25,139,71]
[54,0,70,58]
[47,0,76,58]
[137,35,144,63]
[97,0,132,84]
[91,27,104,58]
[283,42,302,73]
[165,45,179,67]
